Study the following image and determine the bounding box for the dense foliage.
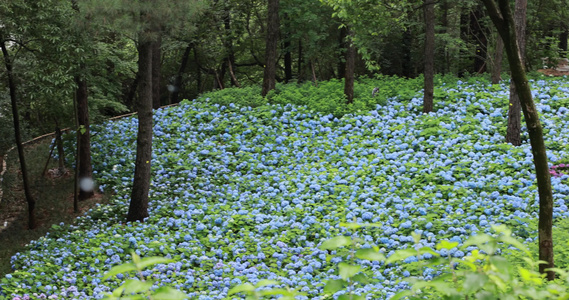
[200,76,423,117]
[1,76,569,299]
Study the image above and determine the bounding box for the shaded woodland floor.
[0,142,107,277]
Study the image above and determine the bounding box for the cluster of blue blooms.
[1,78,569,299]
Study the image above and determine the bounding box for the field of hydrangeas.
[1,77,569,299]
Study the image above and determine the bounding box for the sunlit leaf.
[338,262,361,280]
[355,248,385,261]
[228,283,255,295]
[386,249,417,264]
[320,236,352,250]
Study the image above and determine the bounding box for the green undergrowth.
[199,75,424,117]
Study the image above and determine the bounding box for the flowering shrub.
[233,225,569,299]
[101,252,187,300]
[1,77,569,299]
[550,163,569,177]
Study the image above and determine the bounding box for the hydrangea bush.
[1,77,569,299]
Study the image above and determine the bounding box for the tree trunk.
[423,0,436,113]
[171,44,192,104]
[227,58,241,88]
[459,10,470,77]
[284,39,292,83]
[344,30,356,104]
[471,5,488,73]
[223,7,239,87]
[76,74,94,200]
[402,28,413,78]
[1,37,36,229]
[559,22,568,54]
[505,0,527,146]
[262,0,279,97]
[128,38,153,223]
[127,70,140,111]
[194,46,202,94]
[491,33,504,84]
[152,35,161,109]
[337,26,347,79]
[297,39,303,81]
[55,121,66,174]
[441,0,450,74]
[481,0,554,281]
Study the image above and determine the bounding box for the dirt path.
[537,58,569,76]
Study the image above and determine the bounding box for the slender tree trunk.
[127,71,140,111]
[171,44,192,104]
[506,0,527,146]
[55,120,66,174]
[284,39,292,83]
[402,28,413,78]
[71,0,92,204]
[337,26,347,79]
[344,30,356,104]
[559,22,568,54]
[73,100,80,213]
[471,5,488,73]
[311,61,318,86]
[423,0,436,113]
[42,137,56,176]
[441,0,450,74]
[152,35,161,109]
[75,74,94,200]
[128,37,153,223]
[492,33,504,84]
[482,0,554,281]
[223,7,239,87]
[262,0,279,97]
[194,47,202,94]
[459,10,470,76]
[297,39,303,81]
[1,38,36,229]
[227,58,241,87]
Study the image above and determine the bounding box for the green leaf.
[352,273,370,284]
[255,279,279,288]
[258,288,294,296]
[411,232,421,244]
[462,234,493,248]
[320,236,352,250]
[137,257,174,270]
[122,279,153,294]
[152,286,189,300]
[338,262,361,280]
[386,249,417,264]
[338,294,365,300]
[323,279,346,294]
[355,248,385,261]
[475,290,498,300]
[390,290,414,300]
[490,256,511,280]
[228,283,255,295]
[498,235,528,254]
[462,273,488,293]
[436,240,459,251]
[102,263,137,281]
[339,222,362,230]
[417,247,439,257]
